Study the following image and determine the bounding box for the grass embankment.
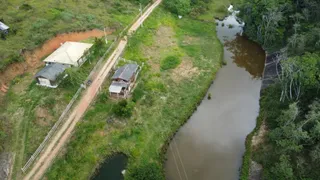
[0,0,143,71]
[45,7,223,180]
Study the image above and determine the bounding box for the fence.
[21,2,153,173]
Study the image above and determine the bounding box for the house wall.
[37,77,52,86]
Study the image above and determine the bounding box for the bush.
[163,0,191,15]
[113,100,135,118]
[160,55,181,71]
[128,163,163,180]
[132,85,145,102]
[19,3,32,11]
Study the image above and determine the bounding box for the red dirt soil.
[0,29,112,94]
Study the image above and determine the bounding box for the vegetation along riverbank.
[44,0,242,179]
[238,0,320,179]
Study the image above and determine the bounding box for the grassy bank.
[45,6,224,179]
[0,0,145,71]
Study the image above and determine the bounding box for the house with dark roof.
[0,21,9,34]
[109,63,140,98]
[35,63,67,88]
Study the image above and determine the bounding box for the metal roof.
[112,64,138,82]
[109,81,128,93]
[0,21,9,30]
[43,41,93,66]
[35,64,67,81]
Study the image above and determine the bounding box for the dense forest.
[239,0,320,179]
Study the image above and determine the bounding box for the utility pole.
[104,27,108,44]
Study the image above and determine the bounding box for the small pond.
[91,154,128,180]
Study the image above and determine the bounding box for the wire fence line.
[21,2,152,173]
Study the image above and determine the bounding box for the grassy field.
[45,5,224,179]
[0,0,144,71]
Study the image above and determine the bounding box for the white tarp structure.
[0,21,9,31]
[43,41,93,67]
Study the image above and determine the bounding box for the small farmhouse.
[0,21,9,34]
[43,41,93,67]
[109,63,140,98]
[35,63,67,88]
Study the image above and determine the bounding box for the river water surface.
[165,13,265,180]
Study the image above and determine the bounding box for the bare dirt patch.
[251,120,267,149]
[171,57,200,82]
[181,36,200,45]
[35,107,52,127]
[143,26,177,70]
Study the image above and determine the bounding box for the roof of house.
[109,81,129,93]
[43,41,93,66]
[35,63,67,81]
[112,64,139,82]
[0,21,9,30]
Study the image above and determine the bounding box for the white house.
[34,63,67,88]
[43,41,93,67]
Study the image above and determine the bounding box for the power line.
[170,143,183,180]
[173,138,189,180]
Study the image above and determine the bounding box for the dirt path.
[23,1,162,179]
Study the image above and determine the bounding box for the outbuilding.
[109,63,140,98]
[43,41,93,67]
[0,21,9,34]
[35,63,67,88]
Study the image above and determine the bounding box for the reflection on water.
[165,9,265,180]
[225,35,265,78]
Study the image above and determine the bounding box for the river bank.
[44,6,224,179]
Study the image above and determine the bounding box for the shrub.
[207,92,212,100]
[163,0,191,15]
[113,100,135,118]
[222,59,227,65]
[19,3,32,11]
[128,163,163,180]
[160,55,181,71]
[132,85,145,102]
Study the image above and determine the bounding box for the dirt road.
[23,1,162,179]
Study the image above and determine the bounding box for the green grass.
[197,0,241,21]
[46,7,223,180]
[0,0,145,71]
[160,55,181,71]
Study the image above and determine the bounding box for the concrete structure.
[43,41,93,67]
[35,64,67,88]
[109,64,140,98]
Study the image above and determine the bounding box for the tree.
[270,155,295,180]
[278,53,320,101]
[163,0,191,15]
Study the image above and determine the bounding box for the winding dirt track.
[23,1,162,179]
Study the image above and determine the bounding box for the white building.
[43,41,93,67]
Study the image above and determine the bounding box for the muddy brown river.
[165,13,265,180]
